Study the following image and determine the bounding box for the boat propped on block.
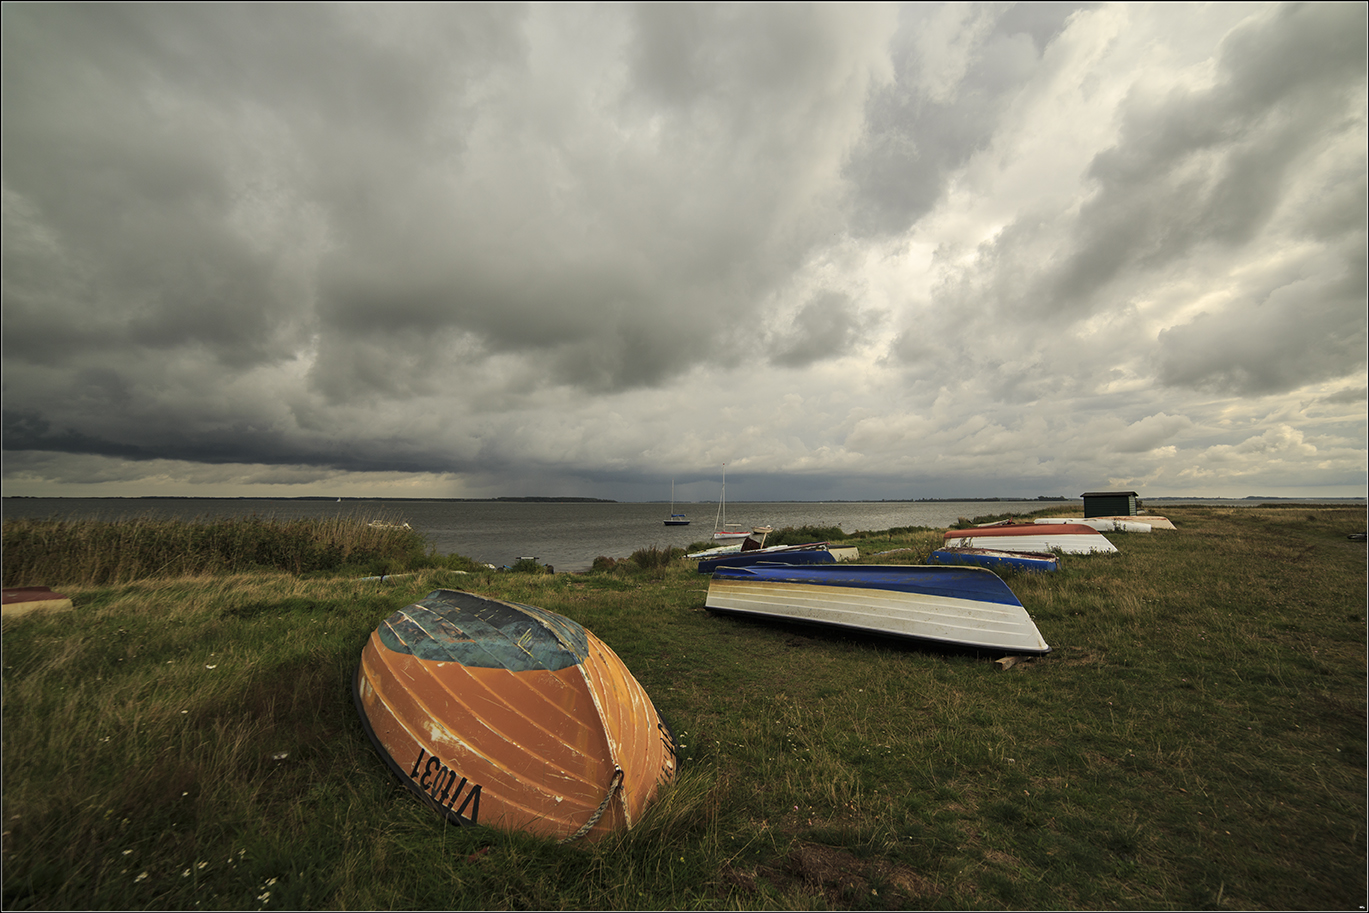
[705,564,1050,654]
[354,590,678,843]
[943,523,1117,555]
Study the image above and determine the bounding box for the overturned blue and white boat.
[695,543,859,574]
[705,564,1050,654]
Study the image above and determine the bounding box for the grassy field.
[2,506,1365,909]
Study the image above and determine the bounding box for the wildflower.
[206,664,218,670]
[135,871,149,882]
[122,849,133,856]
[182,868,191,878]
[197,861,208,870]
[265,877,277,885]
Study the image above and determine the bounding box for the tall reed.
[2,516,429,587]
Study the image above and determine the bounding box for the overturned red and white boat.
[942,523,1117,555]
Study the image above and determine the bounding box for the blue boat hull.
[705,564,1050,654]
[928,547,1059,573]
[696,548,836,574]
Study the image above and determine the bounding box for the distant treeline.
[913,496,1072,502]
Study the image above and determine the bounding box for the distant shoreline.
[3,495,1364,503]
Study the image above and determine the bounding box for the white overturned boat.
[705,564,1050,654]
[943,523,1117,555]
[1033,517,1151,533]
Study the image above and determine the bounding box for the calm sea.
[3,497,1360,573]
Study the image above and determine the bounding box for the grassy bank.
[2,506,1364,909]
[0,515,470,586]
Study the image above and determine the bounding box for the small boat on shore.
[354,590,677,842]
[928,546,1059,573]
[695,542,859,574]
[2,586,74,621]
[943,523,1117,555]
[1033,517,1151,533]
[705,564,1050,654]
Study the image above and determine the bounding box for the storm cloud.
[2,2,1364,500]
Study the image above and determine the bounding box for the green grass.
[2,506,1364,909]
[0,515,464,586]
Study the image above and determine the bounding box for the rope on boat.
[561,769,623,844]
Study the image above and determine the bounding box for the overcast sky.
[3,2,1365,502]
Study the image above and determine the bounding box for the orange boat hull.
[354,590,677,842]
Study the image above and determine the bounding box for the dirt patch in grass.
[724,841,941,907]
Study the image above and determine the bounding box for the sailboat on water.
[712,464,752,543]
[664,480,690,526]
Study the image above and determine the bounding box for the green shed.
[1081,491,1138,518]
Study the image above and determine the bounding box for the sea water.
[4,496,1357,573]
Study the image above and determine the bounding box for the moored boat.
[705,564,1050,654]
[943,523,1117,555]
[354,590,677,843]
[928,546,1059,573]
[664,480,690,526]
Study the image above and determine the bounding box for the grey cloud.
[1157,260,1367,395]
[769,292,868,368]
[1044,2,1366,314]
[1109,413,1193,453]
[844,3,1088,236]
[1319,386,1368,406]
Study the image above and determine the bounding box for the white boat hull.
[1034,517,1151,533]
[943,528,1117,555]
[705,574,1049,654]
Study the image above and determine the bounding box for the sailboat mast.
[714,464,726,532]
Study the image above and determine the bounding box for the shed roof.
[1080,491,1138,497]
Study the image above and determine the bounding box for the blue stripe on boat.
[708,564,1023,607]
[928,548,1058,573]
[697,548,836,574]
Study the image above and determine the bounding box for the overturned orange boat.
[353,589,678,843]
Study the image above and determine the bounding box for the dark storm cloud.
[1156,257,1368,395]
[2,4,1363,499]
[843,3,1089,236]
[769,292,869,368]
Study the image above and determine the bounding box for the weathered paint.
[354,590,676,842]
[943,523,1118,555]
[928,547,1059,573]
[706,564,1050,654]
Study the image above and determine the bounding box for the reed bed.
[2,505,1364,909]
[2,515,432,587]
